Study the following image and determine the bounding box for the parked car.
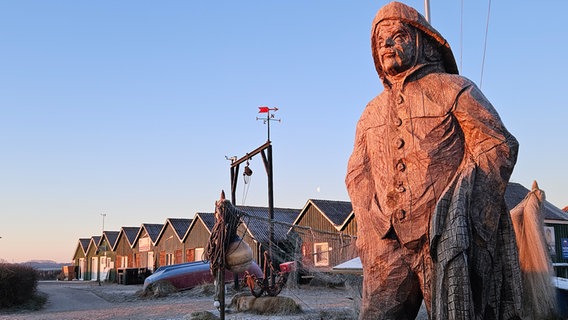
[143,260,263,291]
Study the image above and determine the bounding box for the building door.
[79,258,85,280]
[147,251,154,271]
[99,256,110,281]
[195,247,204,261]
[91,257,98,281]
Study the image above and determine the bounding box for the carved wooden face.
[376,20,416,77]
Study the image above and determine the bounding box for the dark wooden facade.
[294,199,357,271]
[234,205,302,267]
[154,219,191,267]
[97,231,119,282]
[132,224,163,271]
[340,213,358,236]
[71,238,90,280]
[84,236,101,281]
[114,227,139,270]
[183,213,214,262]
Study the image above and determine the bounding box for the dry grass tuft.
[230,293,301,315]
[139,280,178,298]
[186,310,220,320]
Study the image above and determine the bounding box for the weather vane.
[256,106,280,142]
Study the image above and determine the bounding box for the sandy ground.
[0,280,427,320]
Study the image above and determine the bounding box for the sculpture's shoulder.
[421,72,474,95]
[366,91,389,107]
[358,92,389,128]
[412,72,477,112]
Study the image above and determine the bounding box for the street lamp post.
[101,213,106,233]
[98,213,107,286]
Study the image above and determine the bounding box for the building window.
[544,226,556,255]
[195,247,205,261]
[186,248,195,262]
[121,255,128,268]
[139,237,151,252]
[165,253,174,265]
[314,242,330,267]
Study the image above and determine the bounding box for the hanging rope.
[205,192,244,273]
[241,176,251,205]
[241,160,253,205]
[480,0,492,88]
[459,0,464,72]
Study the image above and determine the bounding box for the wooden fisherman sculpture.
[345,2,522,319]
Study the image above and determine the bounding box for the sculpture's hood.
[371,2,459,84]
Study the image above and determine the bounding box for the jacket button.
[396,185,406,193]
[396,160,406,172]
[395,138,404,149]
[394,118,402,126]
[396,95,404,104]
[396,209,406,220]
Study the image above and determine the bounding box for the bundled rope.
[205,191,243,274]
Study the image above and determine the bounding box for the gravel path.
[0,281,364,320]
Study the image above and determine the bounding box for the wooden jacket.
[345,64,518,248]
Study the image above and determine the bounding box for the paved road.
[0,281,212,320]
[37,281,113,312]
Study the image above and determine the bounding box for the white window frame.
[194,247,205,261]
[165,253,175,265]
[313,242,330,267]
[121,255,128,268]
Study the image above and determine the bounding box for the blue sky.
[1,1,566,263]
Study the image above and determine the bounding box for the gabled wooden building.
[183,212,215,262]
[84,236,101,281]
[292,199,357,271]
[115,226,140,270]
[71,238,90,280]
[235,205,301,266]
[97,231,119,282]
[132,223,163,272]
[154,218,192,267]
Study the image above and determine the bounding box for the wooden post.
[267,144,275,287]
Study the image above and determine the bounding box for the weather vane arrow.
[256,106,281,142]
[258,106,279,113]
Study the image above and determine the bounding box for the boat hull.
[143,260,263,291]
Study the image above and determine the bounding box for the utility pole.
[101,213,106,233]
[98,213,106,286]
